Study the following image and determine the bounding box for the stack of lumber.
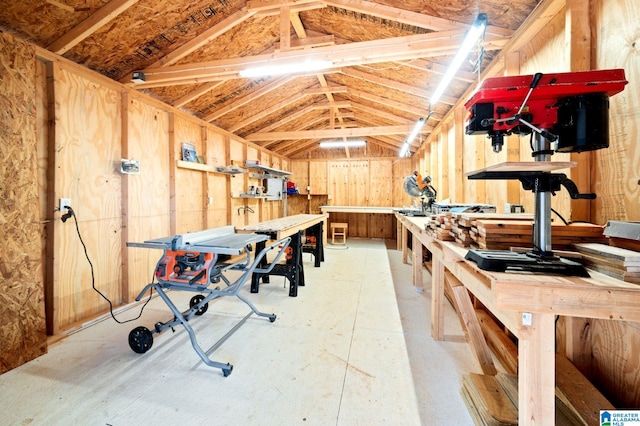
[472,221,607,250]
[426,213,532,246]
[574,243,640,283]
[462,373,518,426]
[424,214,455,241]
[603,220,640,252]
[462,354,615,425]
[423,212,607,251]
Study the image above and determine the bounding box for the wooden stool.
[331,222,348,244]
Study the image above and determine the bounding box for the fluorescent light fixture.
[399,118,425,157]
[240,60,332,78]
[319,140,366,148]
[430,13,487,106]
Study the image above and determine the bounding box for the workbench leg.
[412,239,423,292]
[251,240,268,293]
[518,312,555,425]
[396,219,402,251]
[402,224,409,264]
[430,257,445,341]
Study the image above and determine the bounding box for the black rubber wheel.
[190,295,208,315]
[129,326,153,354]
[269,314,277,323]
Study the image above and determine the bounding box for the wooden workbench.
[395,212,640,425]
[241,214,327,296]
[320,205,400,241]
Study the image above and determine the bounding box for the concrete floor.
[0,239,477,425]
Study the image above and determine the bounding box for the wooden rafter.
[125,30,510,86]
[246,124,426,141]
[48,0,141,54]
[203,76,293,122]
[340,67,459,105]
[325,0,513,37]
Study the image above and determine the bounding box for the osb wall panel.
[52,64,122,332]
[592,0,640,224]
[125,96,170,301]
[0,31,47,373]
[588,0,640,408]
[173,115,204,234]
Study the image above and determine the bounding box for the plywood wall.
[588,0,640,408]
[0,31,47,374]
[123,95,171,302]
[592,0,640,224]
[49,63,123,333]
[0,34,290,374]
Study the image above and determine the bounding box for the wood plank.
[463,373,519,426]
[447,271,497,376]
[555,353,615,425]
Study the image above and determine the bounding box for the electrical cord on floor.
[63,206,152,324]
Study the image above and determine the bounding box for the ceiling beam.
[172,81,226,108]
[350,101,413,125]
[274,34,336,50]
[396,59,478,83]
[141,8,256,71]
[48,0,141,54]
[341,67,459,105]
[247,0,323,13]
[203,76,292,122]
[324,0,513,37]
[246,124,426,141]
[125,29,510,86]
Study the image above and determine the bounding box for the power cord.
[63,206,152,324]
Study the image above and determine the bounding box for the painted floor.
[1,239,477,425]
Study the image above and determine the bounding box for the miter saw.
[402,171,437,216]
[464,68,627,276]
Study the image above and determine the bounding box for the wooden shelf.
[176,160,214,172]
[176,160,247,175]
[244,163,291,177]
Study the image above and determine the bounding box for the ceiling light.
[400,13,486,158]
[319,140,366,148]
[399,118,425,157]
[430,13,487,106]
[240,60,332,78]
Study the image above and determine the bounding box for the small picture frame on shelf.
[181,142,197,162]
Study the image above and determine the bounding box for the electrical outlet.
[60,198,71,211]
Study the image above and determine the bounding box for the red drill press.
[464,69,627,276]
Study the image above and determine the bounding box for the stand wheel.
[190,295,209,315]
[269,314,277,323]
[222,364,233,377]
[129,326,153,354]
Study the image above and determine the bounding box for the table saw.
[126,225,291,376]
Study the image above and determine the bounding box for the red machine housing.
[465,69,628,152]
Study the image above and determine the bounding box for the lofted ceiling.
[1,0,541,159]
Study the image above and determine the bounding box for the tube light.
[399,118,425,157]
[319,140,366,148]
[430,13,487,106]
[240,60,332,78]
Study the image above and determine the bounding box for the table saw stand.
[126,226,291,376]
